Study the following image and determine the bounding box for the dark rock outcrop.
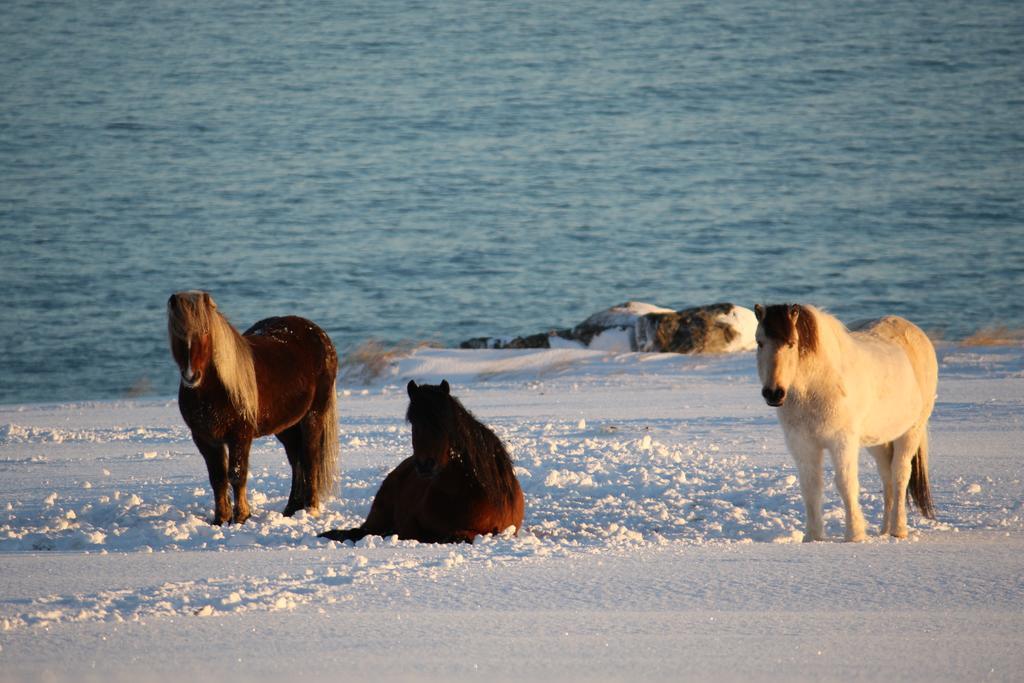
[460,302,757,354]
[637,303,746,353]
[461,331,571,350]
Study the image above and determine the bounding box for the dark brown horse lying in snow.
[168,291,339,525]
[320,380,524,543]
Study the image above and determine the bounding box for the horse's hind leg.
[299,413,327,511]
[890,427,924,539]
[281,384,337,516]
[277,425,309,517]
[868,443,894,536]
[829,438,867,542]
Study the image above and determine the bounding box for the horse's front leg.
[792,444,826,542]
[868,444,895,536]
[320,462,406,542]
[319,527,372,543]
[194,438,231,525]
[227,436,253,524]
[829,438,867,542]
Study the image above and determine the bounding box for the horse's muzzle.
[181,370,202,389]
[762,386,786,407]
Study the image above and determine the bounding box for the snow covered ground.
[1,345,1022,681]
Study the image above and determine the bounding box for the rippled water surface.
[2,1,1022,403]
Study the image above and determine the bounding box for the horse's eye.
[756,341,763,349]
[786,341,796,349]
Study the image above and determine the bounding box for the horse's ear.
[407,380,418,399]
[203,291,216,310]
[440,379,450,395]
[754,304,765,322]
[788,304,800,321]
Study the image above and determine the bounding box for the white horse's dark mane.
[759,303,819,356]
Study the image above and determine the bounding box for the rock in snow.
[461,301,757,354]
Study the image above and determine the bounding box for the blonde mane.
[168,291,259,425]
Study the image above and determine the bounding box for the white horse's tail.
[315,386,340,504]
[908,429,935,519]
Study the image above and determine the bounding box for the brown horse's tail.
[315,385,340,505]
[908,429,935,519]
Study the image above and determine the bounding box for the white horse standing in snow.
[754,304,938,541]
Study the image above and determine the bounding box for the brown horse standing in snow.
[167,291,339,524]
[319,380,524,543]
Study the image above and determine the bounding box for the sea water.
[1,0,1022,404]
